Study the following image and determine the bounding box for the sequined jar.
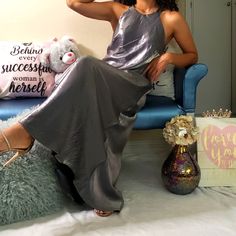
[161,145,201,195]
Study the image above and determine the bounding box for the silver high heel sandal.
[0,130,34,167]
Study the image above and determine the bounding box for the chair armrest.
[182,63,208,113]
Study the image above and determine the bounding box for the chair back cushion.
[0,97,45,120]
[173,67,186,107]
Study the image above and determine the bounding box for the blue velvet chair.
[134,63,208,129]
[0,63,208,126]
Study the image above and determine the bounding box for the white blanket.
[1,130,236,236]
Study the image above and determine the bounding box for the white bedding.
[1,130,236,236]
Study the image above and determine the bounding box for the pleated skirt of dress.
[20,56,151,212]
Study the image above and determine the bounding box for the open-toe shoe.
[0,130,34,167]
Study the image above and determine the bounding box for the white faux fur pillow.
[0,108,67,226]
[149,41,181,100]
[149,63,175,100]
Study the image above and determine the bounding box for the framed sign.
[196,117,236,187]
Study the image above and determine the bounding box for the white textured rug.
[0,129,236,236]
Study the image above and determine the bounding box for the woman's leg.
[1,56,151,212]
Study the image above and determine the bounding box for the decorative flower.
[163,115,199,146]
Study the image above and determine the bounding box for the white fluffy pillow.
[149,63,175,99]
[149,41,181,100]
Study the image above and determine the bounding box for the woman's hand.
[144,53,171,83]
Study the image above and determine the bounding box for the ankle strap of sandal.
[1,130,11,151]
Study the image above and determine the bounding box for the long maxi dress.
[20,6,166,212]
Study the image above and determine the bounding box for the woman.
[0,0,197,217]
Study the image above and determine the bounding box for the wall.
[177,0,186,14]
[232,0,236,114]
[185,0,235,114]
[0,0,113,59]
[0,0,187,58]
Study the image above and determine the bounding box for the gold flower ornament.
[163,115,199,146]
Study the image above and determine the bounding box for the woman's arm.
[66,0,127,29]
[163,11,198,67]
[145,11,198,82]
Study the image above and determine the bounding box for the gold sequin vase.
[161,145,201,195]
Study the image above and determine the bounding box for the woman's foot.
[0,123,33,152]
[0,123,34,166]
[94,209,113,217]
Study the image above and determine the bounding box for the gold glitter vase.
[161,145,201,195]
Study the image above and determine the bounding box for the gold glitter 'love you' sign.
[195,110,236,187]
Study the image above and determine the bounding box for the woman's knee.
[65,56,99,88]
[76,55,98,69]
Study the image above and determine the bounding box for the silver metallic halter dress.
[20,6,166,211]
